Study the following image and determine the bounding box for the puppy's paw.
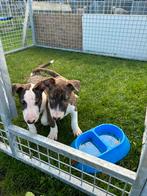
[41,116,49,126]
[28,124,37,135]
[48,129,58,140]
[29,129,37,135]
[41,119,49,126]
[48,132,58,140]
[74,129,82,137]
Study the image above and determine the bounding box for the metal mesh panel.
[33,0,147,60]
[0,0,32,52]
[0,0,147,59]
[13,129,133,196]
[0,121,9,148]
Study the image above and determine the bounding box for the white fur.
[48,122,58,140]
[27,123,37,135]
[41,109,49,126]
[66,104,82,135]
[50,105,65,119]
[23,84,39,123]
[23,84,48,133]
[40,92,48,125]
[46,103,82,140]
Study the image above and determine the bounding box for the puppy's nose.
[27,120,35,124]
[53,117,60,121]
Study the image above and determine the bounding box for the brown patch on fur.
[69,92,78,107]
[68,80,80,92]
[32,68,60,78]
[45,98,55,127]
[12,83,32,110]
[12,83,31,95]
[28,75,49,85]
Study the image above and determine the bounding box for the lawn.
[0,46,147,195]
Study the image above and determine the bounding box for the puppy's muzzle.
[53,117,60,121]
[27,120,35,124]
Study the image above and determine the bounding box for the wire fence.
[32,0,147,60]
[0,121,9,148]
[0,0,147,59]
[0,0,32,53]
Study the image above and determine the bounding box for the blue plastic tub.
[71,124,130,173]
[0,16,13,21]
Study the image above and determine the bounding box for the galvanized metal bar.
[0,129,8,148]
[130,109,147,196]
[122,183,128,196]
[58,153,61,175]
[47,148,51,169]
[8,124,136,184]
[36,144,41,162]
[0,143,12,157]
[27,140,32,158]
[0,40,17,119]
[0,40,18,157]
[81,164,84,186]
[93,172,96,192]
[29,0,36,45]
[141,179,147,196]
[16,151,113,196]
[35,44,147,62]
[22,0,29,47]
[0,78,17,156]
[69,158,72,180]
[17,137,23,153]
[4,45,34,55]
[106,176,112,195]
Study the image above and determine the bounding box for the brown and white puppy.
[32,68,82,140]
[12,63,82,140]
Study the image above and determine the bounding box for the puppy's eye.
[50,99,55,104]
[64,95,69,100]
[35,99,40,105]
[61,95,68,100]
[49,94,53,99]
[21,100,26,106]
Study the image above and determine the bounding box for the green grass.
[0,46,147,195]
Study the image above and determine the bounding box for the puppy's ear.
[43,78,55,88]
[12,84,24,96]
[67,80,80,92]
[33,81,45,94]
[33,78,55,93]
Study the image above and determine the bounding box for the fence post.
[0,40,18,157]
[130,109,147,196]
[28,0,36,45]
[22,0,29,47]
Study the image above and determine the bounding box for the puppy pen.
[0,0,147,195]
